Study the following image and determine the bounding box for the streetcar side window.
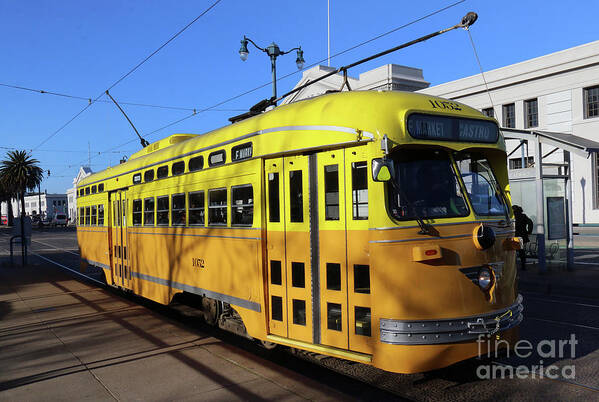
[98,204,104,226]
[91,185,97,194]
[171,193,186,226]
[85,187,90,195]
[85,206,90,225]
[144,198,155,226]
[79,207,84,225]
[324,165,339,220]
[132,199,142,225]
[354,264,370,294]
[79,188,84,197]
[268,172,280,222]
[188,191,205,225]
[91,205,97,225]
[189,156,203,172]
[352,161,368,220]
[208,188,227,226]
[156,196,169,226]
[355,307,371,336]
[172,161,185,176]
[132,173,141,185]
[231,184,253,226]
[98,183,104,192]
[144,170,154,182]
[157,166,168,179]
[289,170,303,222]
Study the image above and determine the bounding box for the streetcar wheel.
[259,340,279,350]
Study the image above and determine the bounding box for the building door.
[265,155,313,343]
[109,190,131,289]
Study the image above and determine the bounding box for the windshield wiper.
[389,179,439,236]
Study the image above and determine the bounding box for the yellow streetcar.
[77,88,523,374]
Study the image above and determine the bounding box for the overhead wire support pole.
[105,90,149,148]
[274,12,478,106]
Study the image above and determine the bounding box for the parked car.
[52,214,68,227]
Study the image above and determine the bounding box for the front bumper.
[380,294,523,345]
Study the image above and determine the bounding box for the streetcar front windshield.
[387,149,469,220]
[454,151,509,217]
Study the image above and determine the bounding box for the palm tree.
[0,150,44,229]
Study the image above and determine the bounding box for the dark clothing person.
[513,205,533,270]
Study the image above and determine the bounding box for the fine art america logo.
[476,334,577,380]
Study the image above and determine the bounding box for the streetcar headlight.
[478,267,493,290]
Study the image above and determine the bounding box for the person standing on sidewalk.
[513,205,533,270]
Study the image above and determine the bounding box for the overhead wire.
[0,82,244,112]
[31,0,223,151]
[49,1,465,177]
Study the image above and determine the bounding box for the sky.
[1,0,597,193]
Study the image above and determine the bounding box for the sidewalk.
[517,260,599,300]
[0,260,354,401]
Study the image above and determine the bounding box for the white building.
[67,166,93,222]
[418,41,599,225]
[5,193,67,219]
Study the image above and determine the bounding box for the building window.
[482,107,494,118]
[525,99,538,128]
[502,103,515,128]
[231,185,253,226]
[584,85,599,119]
[509,156,534,170]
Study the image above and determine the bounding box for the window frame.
[156,196,169,226]
[132,199,142,226]
[188,190,205,226]
[502,103,515,128]
[172,161,185,176]
[231,184,254,227]
[171,193,186,226]
[208,188,227,226]
[524,98,538,128]
[143,197,155,226]
[584,85,599,119]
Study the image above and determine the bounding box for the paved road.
[2,227,599,401]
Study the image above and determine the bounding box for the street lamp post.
[239,36,305,106]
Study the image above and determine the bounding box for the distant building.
[67,166,93,222]
[282,64,429,104]
[7,193,67,219]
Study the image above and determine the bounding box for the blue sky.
[1,0,597,193]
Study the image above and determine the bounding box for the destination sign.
[231,142,253,162]
[407,113,498,143]
[208,150,226,167]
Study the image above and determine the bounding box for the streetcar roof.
[77,91,502,188]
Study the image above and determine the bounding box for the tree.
[0,181,15,226]
[0,150,44,228]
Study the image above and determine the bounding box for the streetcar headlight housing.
[478,267,493,290]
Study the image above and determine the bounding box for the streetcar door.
[317,149,349,349]
[264,158,287,338]
[265,155,313,343]
[110,190,131,289]
[283,155,312,343]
